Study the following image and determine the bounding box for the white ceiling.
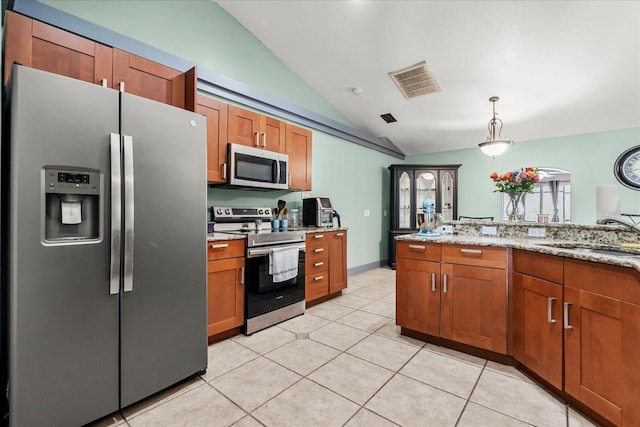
[216,0,640,156]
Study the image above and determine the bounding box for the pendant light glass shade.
[479,96,513,157]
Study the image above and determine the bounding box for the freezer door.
[7,66,120,426]
[119,92,207,407]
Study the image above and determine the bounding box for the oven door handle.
[247,243,306,258]
[249,238,307,248]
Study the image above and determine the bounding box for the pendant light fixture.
[478,96,513,157]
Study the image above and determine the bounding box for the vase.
[505,192,524,222]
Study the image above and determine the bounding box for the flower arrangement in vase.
[489,167,540,221]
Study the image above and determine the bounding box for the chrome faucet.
[596,216,640,236]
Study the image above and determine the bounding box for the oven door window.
[246,251,304,294]
[235,153,277,183]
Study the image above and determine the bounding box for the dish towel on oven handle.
[269,245,299,283]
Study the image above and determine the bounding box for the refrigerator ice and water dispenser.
[43,167,101,243]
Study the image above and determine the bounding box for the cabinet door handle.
[460,248,482,254]
[101,78,108,88]
[314,248,324,253]
[210,243,229,249]
[336,233,344,236]
[254,132,260,147]
[262,133,266,148]
[314,262,324,267]
[547,297,557,323]
[408,244,426,250]
[563,302,573,329]
[443,274,448,293]
[239,267,245,285]
[222,163,227,180]
[314,275,324,281]
[314,234,324,239]
[431,272,436,292]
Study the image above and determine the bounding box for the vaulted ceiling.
[216,0,640,156]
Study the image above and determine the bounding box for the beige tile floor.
[92,267,601,427]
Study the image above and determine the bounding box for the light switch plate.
[528,227,546,237]
[482,226,498,236]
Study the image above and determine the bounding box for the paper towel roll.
[596,186,620,219]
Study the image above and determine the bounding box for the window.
[501,181,571,222]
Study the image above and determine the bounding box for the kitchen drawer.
[306,243,329,262]
[396,241,441,262]
[512,249,563,283]
[306,257,329,275]
[207,239,245,261]
[306,232,331,247]
[442,244,507,269]
[306,272,329,301]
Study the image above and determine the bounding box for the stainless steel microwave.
[228,143,288,190]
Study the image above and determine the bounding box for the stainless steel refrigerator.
[2,65,208,426]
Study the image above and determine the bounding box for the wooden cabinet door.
[207,257,245,337]
[261,116,286,153]
[113,49,196,110]
[4,11,112,85]
[329,231,347,294]
[441,263,507,353]
[512,272,563,389]
[197,95,229,183]
[396,258,441,336]
[228,105,261,148]
[564,286,640,427]
[286,123,312,190]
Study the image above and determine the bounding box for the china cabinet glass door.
[440,171,454,221]
[416,171,436,214]
[398,171,412,228]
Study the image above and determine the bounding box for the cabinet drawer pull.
[460,248,482,254]
[563,302,573,329]
[547,297,557,323]
[408,244,426,250]
[431,272,436,292]
[314,248,324,253]
[314,234,324,239]
[254,132,260,147]
[314,262,324,267]
[314,275,324,281]
[210,243,229,249]
[336,233,344,236]
[443,273,448,293]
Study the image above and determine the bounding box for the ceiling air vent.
[380,113,397,123]
[388,61,441,99]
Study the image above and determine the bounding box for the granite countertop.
[207,226,348,242]
[396,231,640,272]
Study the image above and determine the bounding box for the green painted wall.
[407,127,640,225]
[37,1,640,268]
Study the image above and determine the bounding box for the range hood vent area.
[388,60,441,99]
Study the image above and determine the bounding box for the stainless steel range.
[213,207,306,334]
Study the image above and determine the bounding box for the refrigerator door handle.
[123,135,135,292]
[109,134,122,295]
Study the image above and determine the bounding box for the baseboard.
[347,259,389,276]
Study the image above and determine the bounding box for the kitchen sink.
[535,242,640,258]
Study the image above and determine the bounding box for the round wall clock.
[614,145,640,190]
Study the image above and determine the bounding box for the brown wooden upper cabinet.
[228,105,285,153]
[196,95,229,183]
[286,123,312,191]
[4,11,112,85]
[4,11,196,111]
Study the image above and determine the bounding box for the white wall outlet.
[528,227,546,237]
[440,225,453,234]
[482,226,498,236]
[364,209,370,217]
[301,192,310,199]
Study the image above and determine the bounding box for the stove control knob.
[216,209,223,215]
[264,208,270,215]
[225,209,231,215]
[258,209,264,215]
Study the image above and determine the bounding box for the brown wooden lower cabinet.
[207,240,245,337]
[396,257,440,335]
[305,230,348,304]
[564,260,640,427]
